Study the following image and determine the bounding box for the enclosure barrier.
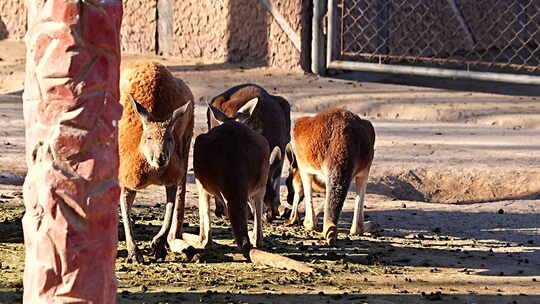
[23,0,122,302]
[315,0,540,84]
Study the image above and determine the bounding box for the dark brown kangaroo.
[194,102,272,257]
[207,84,291,221]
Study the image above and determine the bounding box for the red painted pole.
[22,1,123,302]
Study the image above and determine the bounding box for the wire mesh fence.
[336,0,540,73]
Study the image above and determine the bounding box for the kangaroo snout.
[157,154,169,167]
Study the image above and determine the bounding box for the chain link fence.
[334,0,540,74]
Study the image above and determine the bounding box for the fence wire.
[338,0,540,73]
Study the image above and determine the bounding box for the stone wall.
[121,0,157,54]
[168,0,303,69]
[1,0,304,69]
[0,0,26,40]
[268,0,303,69]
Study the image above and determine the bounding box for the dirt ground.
[0,40,539,303]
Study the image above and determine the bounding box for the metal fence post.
[312,0,327,75]
[22,0,123,302]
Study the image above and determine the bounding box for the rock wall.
[121,0,157,54]
[268,0,303,69]
[168,0,303,69]
[0,0,26,40]
[1,0,305,70]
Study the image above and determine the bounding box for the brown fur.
[208,84,290,220]
[118,61,194,262]
[194,120,269,257]
[119,61,194,188]
[293,109,374,174]
[286,108,376,245]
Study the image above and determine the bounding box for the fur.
[194,120,269,258]
[119,61,194,188]
[117,61,194,262]
[207,84,291,220]
[286,108,376,245]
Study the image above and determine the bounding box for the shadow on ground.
[0,290,537,304]
[336,71,540,97]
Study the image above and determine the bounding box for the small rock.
[140,285,148,292]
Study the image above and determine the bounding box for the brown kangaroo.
[194,101,278,258]
[207,84,291,221]
[284,108,377,245]
[118,61,194,263]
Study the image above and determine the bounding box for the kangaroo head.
[207,97,261,132]
[128,94,190,169]
[284,142,300,206]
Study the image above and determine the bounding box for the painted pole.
[22,0,123,302]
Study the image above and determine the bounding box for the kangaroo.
[284,108,377,245]
[207,84,291,221]
[194,99,280,258]
[118,61,194,263]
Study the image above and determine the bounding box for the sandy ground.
[0,40,539,303]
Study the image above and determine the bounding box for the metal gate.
[313,0,540,84]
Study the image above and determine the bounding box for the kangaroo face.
[139,121,175,168]
[128,94,190,169]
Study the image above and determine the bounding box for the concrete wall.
[0,0,305,70]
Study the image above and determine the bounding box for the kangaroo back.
[286,109,376,245]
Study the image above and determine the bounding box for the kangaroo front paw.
[126,247,144,264]
[150,236,168,260]
[278,205,292,218]
[286,215,300,226]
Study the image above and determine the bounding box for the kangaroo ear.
[128,94,151,125]
[285,142,296,167]
[269,146,282,166]
[237,97,258,117]
[208,104,230,123]
[168,100,191,130]
[234,97,259,124]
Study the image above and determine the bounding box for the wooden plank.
[156,0,174,55]
[258,0,302,51]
